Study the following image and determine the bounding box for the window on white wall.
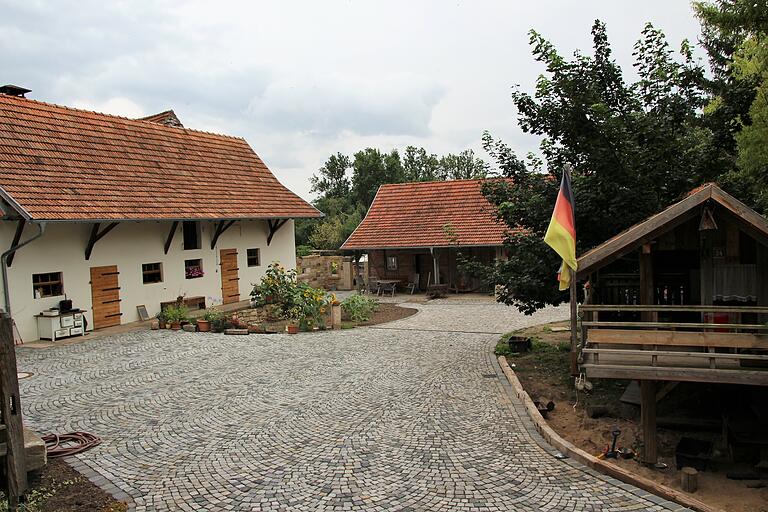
[33,272,63,298]
[182,221,201,250]
[247,248,261,267]
[142,263,163,284]
[184,258,204,279]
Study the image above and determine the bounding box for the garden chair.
[406,273,420,295]
[366,277,381,296]
[380,281,396,297]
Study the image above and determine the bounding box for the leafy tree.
[695,1,768,211]
[471,20,728,314]
[438,150,489,180]
[351,148,405,206]
[403,146,441,182]
[309,153,352,198]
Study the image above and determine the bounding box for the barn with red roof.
[341,179,509,292]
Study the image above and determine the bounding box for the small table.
[376,279,401,296]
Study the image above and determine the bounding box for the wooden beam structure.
[163,221,179,255]
[640,380,657,464]
[0,313,27,508]
[84,222,119,260]
[210,220,236,250]
[266,219,288,246]
[570,276,578,375]
[5,219,25,267]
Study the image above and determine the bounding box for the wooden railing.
[578,305,768,386]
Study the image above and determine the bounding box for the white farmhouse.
[0,86,321,342]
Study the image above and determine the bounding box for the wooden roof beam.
[85,222,119,260]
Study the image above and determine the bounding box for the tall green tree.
[309,153,352,198]
[351,148,405,206]
[695,1,768,211]
[471,20,728,314]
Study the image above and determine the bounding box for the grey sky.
[1,0,703,200]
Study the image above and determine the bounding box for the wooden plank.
[91,265,121,329]
[0,313,27,506]
[640,380,657,463]
[584,321,768,330]
[583,347,768,361]
[586,329,768,348]
[583,364,768,386]
[581,305,768,313]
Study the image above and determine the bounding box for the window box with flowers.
[185,259,204,279]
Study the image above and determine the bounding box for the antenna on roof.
[0,85,31,97]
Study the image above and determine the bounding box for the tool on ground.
[41,431,101,457]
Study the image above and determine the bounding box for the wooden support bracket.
[164,221,179,255]
[85,222,119,260]
[5,219,25,267]
[266,219,288,246]
[210,220,236,250]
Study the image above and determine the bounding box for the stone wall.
[297,254,354,290]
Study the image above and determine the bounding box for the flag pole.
[569,272,578,375]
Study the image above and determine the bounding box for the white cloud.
[0,0,705,201]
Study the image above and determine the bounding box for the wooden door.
[90,265,121,329]
[220,249,240,304]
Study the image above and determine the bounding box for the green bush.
[163,304,189,324]
[296,245,313,257]
[341,294,378,323]
[250,263,332,330]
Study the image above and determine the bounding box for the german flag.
[544,166,577,291]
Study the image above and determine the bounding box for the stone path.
[16,301,688,511]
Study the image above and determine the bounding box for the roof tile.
[341,179,511,249]
[0,95,320,221]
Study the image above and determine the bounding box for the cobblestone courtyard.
[17,302,686,511]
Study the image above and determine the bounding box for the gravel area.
[15,302,686,511]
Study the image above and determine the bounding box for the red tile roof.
[0,94,320,221]
[341,179,509,250]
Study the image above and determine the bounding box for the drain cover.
[481,373,497,378]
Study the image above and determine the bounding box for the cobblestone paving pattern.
[17,303,685,511]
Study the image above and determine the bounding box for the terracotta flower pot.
[170,322,181,330]
[287,324,299,335]
[197,319,211,332]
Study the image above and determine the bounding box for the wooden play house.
[572,183,768,463]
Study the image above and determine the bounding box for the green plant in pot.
[155,310,169,329]
[197,309,222,333]
[164,304,189,330]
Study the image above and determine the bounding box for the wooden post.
[0,313,27,508]
[640,379,657,464]
[570,275,578,375]
[431,248,439,285]
[681,467,699,493]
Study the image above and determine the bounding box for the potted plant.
[155,310,168,329]
[197,309,221,332]
[164,304,189,330]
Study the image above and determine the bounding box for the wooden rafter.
[164,221,179,254]
[210,220,236,250]
[85,222,119,260]
[266,219,288,246]
[5,219,25,267]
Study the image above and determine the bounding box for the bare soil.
[27,459,127,512]
[504,321,768,512]
[354,303,417,326]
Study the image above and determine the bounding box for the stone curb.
[66,456,137,511]
[497,355,723,512]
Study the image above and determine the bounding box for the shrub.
[250,263,332,330]
[163,305,189,324]
[341,294,378,323]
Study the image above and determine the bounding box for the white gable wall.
[0,219,296,341]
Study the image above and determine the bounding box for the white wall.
[0,219,296,341]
